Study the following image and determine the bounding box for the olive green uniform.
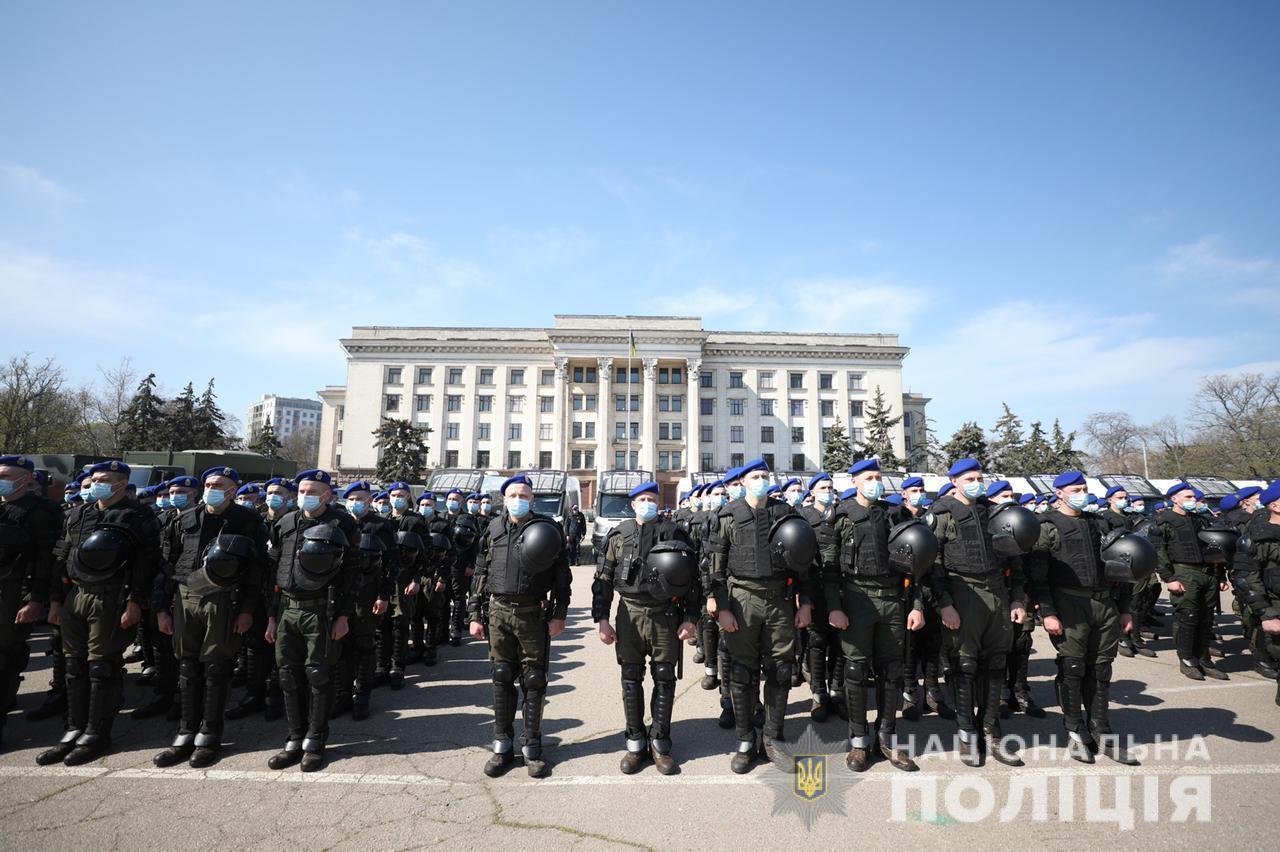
[1152,510,1216,665]
[1233,512,1280,703]
[0,489,58,743]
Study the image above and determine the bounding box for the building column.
[553,356,568,469]
[642,358,658,473]
[686,358,701,474]
[596,356,613,475]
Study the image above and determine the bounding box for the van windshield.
[598,494,634,519]
[533,494,562,517]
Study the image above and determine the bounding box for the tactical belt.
[618,591,670,608]
[727,577,791,600]
[1172,562,1214,575]
[489,595,544,614]
[946,570,1006,588]
[281,590,329,609]
[1055,585,1113,602]
[847,578,903,598]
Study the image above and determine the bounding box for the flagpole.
[627,329,633,471]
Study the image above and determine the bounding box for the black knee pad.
[651,661,676,684]
[1060,657,1086,679]
[844,659,868,685]
[521,666,547,692]
[620,662,645,683]
[987,653,1007,673]
[178,657,201,682]
[808,627,828,650]
[204,659,233,680]
[773,660,793,687]
[957,656,979,676]
[1094,661,1113,684]
[730,663,755,686]
[305,664,331,688]
[88,660,116,681]
[277,665,302,691]
[879,658,904,683]
[65,655,88,678]
[492,661,516,684]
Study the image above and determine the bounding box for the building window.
[445,422,459,440]
[852,427,866,443]
[384,394,400,412]
[572,450,583,469]
[573,366,598,383]
[585,394,597,411]
[508,396,525,413]
[819,372,833,390]
[701,452,714,470]
[510,368,525,385]
[448,368,463,385]
[658,452,670,471]
[572,421,583,439]
[615,366,640,384]
[445,450,459,467]
[761,426,774,443]
[507,450,521,468]
[849,400,864,418]
[478,368,494,385]
[729,399,744,416]
[508,423,522,440]
[539,450,553,468]
[614,422,626,440]
[615,395,626,412]
[336,429,343,445]
[731,426,744,443]
[540,395,554,413]
[729,371,745,389]
[903,411,914,429]
[629,395,640,412]
[658,422,684,441]
[572,394,584,411]
[700,425,713,443]
[700,398,714,416]
[792,453,806,471]
[417,367,432,385]
[540,369,554,386]
[848,372,864,390]
[789,399,805,417]
[336,405,344,421]
[476,450,490,467]
[792,426,805,443]
[539,423,553,441]
[415,394,431,412]
[763,453,776,470]
[730,452,744,468]
[759,399,774,416]
[658,395,670,412]
[386,367,402,385]
[758,371,775,390]
[671,395,683,412]
[820,400,834,417]
[615,450,625,469]
[478,422,491,440]
[573,421,595,439]
[657,367,683,384]
[446,395,462,412]
[789,372,804,390]
[700,371,715,388]
[585,450,595,468]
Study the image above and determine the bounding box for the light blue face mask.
[1180,499,1197,512]
[816,491,835,506]
[204,488,227,508]
[171,493,190,509]
[908,492,925,507]
[156,495,170,509]
[1129,503,1144,514]
[64,492,78,504]
[266,494,285,511]
[635,501,658,521]
[860,480,885,501]
[506,497,530,518]
[1114,499,1129,511]
[89,481,115,502]
[709,494,726,509]
[80,488,93,503]
[446,499,461,512]
[300,494,323,512]
[376,502,391,515]
[467,502,479,514]
[728,485,745,501]
[346,500,367,516]
[391,497,408,511]
[746,479,768,499]
[1067,493,1090,511]
[480,502,492,514]
[0,480,15,498]
[420,505,435,518]
[786,492,804,507]
[962,481,986,499]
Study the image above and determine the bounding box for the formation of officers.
[1,452,1279,780]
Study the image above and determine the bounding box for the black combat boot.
[268,668,306,770]
[65,662,121,766]
[728,672,757,774]
[154,659,204,767]
[1198,656,1229,680]
[521,681,549,778]
[191,662,231,768]
[620,669,648,774]
[649,664,678,776]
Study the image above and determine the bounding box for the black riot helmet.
[517,517,564,573]
[646,540,697,599]
[202,533,255,587]
[427,532,451,555]
[887,520,939,576]
[1100,529,1158,583]
[988,503,1040,556]
[395,530,424,552]
[297,523,347,581]
[1198,523,1239,564]
[74,524,136,582]
[452,521,478,550]
[769,515,817,572]
[358,532,386,553]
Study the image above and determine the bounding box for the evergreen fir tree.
[373,417,432,483]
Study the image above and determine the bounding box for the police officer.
[928,459,1028,767]
[593,482,697,774]
[896,476,954,723]
[445,488,481,648]
[37,460,161,766]
[709,458,814,773]
[802,472,845,722]
[265,469,359,773]
[416,490,454,661]
[468,474,571,778]
[1155,482,1229,681]
[384,482,430,680]
[696,480,729,699]
[1100,486,1157,660]
[1235,481,1280,705]
[334,482,394,720]
[0,455,58,747]
[1224,486,1274,677]
[822,460,919,772]
[152,466,268,768]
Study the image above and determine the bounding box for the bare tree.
[281,427,320,469]
[1188,372,1280,478]
[1080,411,1143,473]
[0,353,80,452]
[1144,416,1195,480]
[74,357,138,455]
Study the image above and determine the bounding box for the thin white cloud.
[1158,235,1275,281]
[486,226,596,267]
[0,162,81,206]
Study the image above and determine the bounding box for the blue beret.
[74,470,91,483]
[295,469,333,487]
[1052,471,1086,489]
[839,487,858,501]
[947,458,981,477]
[808,472,832,489]
[1087,494,1099,504]
[723,466,743,483]
[445,487,464,499]
[125,483,136,492]
[63,481,79,493]
[937,482,955,497]
[500,474,532,495]
[264,476,296,491]
[780,478,801,492]
[156,479,170,490]
[341,480,373,498]
[987,479,1011,497]
[417,490,436,502]
[386,481,413,493]
[1019,493,1035,505]
[89,460,131,477]
[1260,481,1280,507]
[1104,485,1126,499]
[765,484,781,495]
[373,491,390,501]
[1236,486,1262,501]
[1219,494,1240,512]
[708,479,725,491]
[1192,488,1205,500]
[629,481,660,498]
[479,492,493,501]
[138,486,155,497]
[688,484,703,498]
[34,470,48,485]
[467,493,483,501]
[0,454,35,471]
[920,497,934,508]
[901,476,924,490]
[167,476,199,489]
[236,484,261,497]
[202,466,241,484]
[884,494,904,506]
[740,457,769,477]
[849,459,880,476]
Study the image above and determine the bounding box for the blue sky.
[3,1,1278,442]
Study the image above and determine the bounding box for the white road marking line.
[1143,680,1274,695]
